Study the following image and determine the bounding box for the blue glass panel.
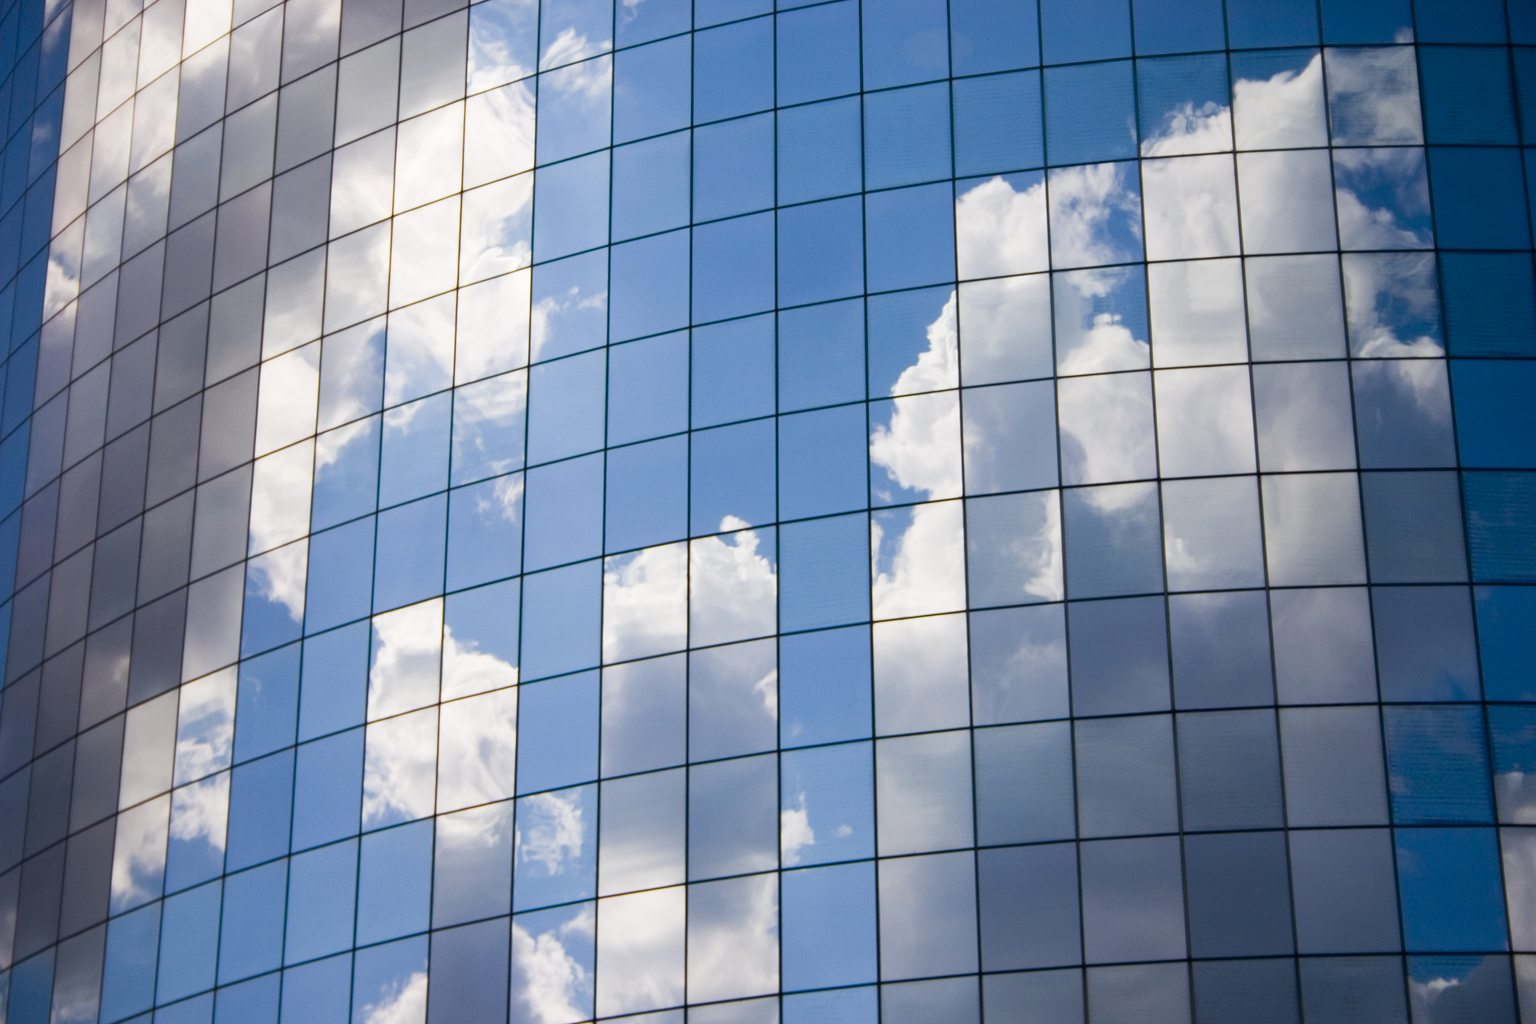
[425,919,509,1024]
[1396,828,1508,951]
[225,751,295,871]
[1137,53,1229,144]
[974,724,1075,845]
[950,0,1037,74]
[860,0,948,90]
[1385,706,1493,824]
[378,393,450,508]
[214,974,278,1024]
[777,98,863,206]
[527,350,606,464]
[778,405,869,520]
[234,644,300,763]
[784,987,879,1024]
[607,333,687,445]
[1227,0,1320,47]
[217,862,286,983]
[864,84,951,190]
[1045,62,1137,167]
[279,954,351,1024]
[351,938,427,1024]
[1374,586,1480,701]
[690,418,776,534]
[1419,47,1518,145]
[472,0,538,75]
[1442,253,1536,357]
[779,300,865,413]
[242,556,304,659]
[779,514,870,632]
[613,36,690,144]
[693,212,776,323]
[1133,0,1224,54]
[290,729,364,851]
[1361,471,1467,583]
[530,151,609,261]
[609,230,690,343]
[445,475,523,590]
[523,453,603,570]
[969,604,1069,725]
[285,842,358,964]
[604,435,686,552]
[299,623,369,742]
[512,786,597,910]
[1452,360,1536,469]
[156,881,222,1003]
[782,862,879,990]
[691,314,776,429]
[1319,0,1413,43]
[1476,586,1536,701]
[520,562,601,680]
[779,197,865,306]
[1428,148,1532,250]
[865,183,955,291]
[102,905,159,1022]
[355,821,432,945]
[616,0,688,44]
[535,59,612,164]
[530,251,608,361]
[780,741,875,865]
[1412,0,1507,42]
[694,17,774,123]
[611,133,690,242]
[953,72,1044,178]
[1169,591,1274,709]
[304,519,376,634]
[777,1,860,105]
[371,495,447,611]
[1039,0,1130,64]
[1463,472,1536,583]
[516,671,599,793]
[693,113,775,222]
[312,418,380,532]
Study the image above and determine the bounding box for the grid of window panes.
[4,0,1536,1021]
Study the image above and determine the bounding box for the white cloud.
[1141,101,1232,157]
[168,772,230,853]
[1232,54,1327,149]
[955,176,1047,280]
[436,688,519,813]
[362,972,428,1024]
[363,706,439,826]
[511,909,594,1024]
[1342,253,1444,358]
[457,274,533,384]
[110,794,169,911]
[872,612,971,734]
[390,197,462,310]
[595,886,685,1017]
[603,542,688,663]
[369,599,444,720]
[248,441,316,556]
[1047,162,1141,270]
[1324,46,1423,145]
[394,104,464,214]
[516,790,586,876]
[1140,153,1240,261]
[385,292,456,404]
[1153,366,1257,478]
[466,82,537,187]
[174,668,236,786]
[780,794,815,867]
[689,519,777,648]
[246,538,308,624]
[441,622,521,701]
[541,31,611,75]
[956,274,1053,385]
[1147,258,1249,368]
[871,501,967,620]
[1057,372,1157,490]
[254,342,321,457]
[686,874,779,1004]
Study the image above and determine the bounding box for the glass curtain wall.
[1,0,1535,1021]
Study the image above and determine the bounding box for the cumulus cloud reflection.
[512,903,596,1024]
[603,542,688,663]
[1342,252,1444,357]
[689,520,777,649]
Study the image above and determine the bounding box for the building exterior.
[0,0,1533,1021]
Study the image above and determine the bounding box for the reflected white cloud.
[873,612,970,734]
[595,886,685,1017]
[512,906,595,1024]
[1054,268,1150,375]
[248,441,316,568]
[1162,476,1266,591]
[689,519,776,649]
[174,668,236,787]
[386,292,457,404]
[254,342,321,457]
[957,274,1053,385]
[1325,46,1423,146]
[1057,373,1156,489]
[1233,53,1327,150]
[437,688,519,812]
[466,82,537,187]
[318,317,386,431]
[1237,149,1338,254]
[442,621,521,701]
[1342,253,1444,357]
[1140,153,1240,261]
[604,542,688,663]
[518,790,587,876]
[955,175,1047,280]
[1141,99,1231,157]
[1334,147,1432,251]
[1147,259,1247,367]
[530,276,607,363]
[331,130,396,239]
[168,772,230,857]
[363,706,439,826]
[325,222,392,331]
[456,275,533,388]
[1153,365,1256,477]
[541,29,611,73]
[110,794,169,912]
[462,174,534,284]
[370,599,445,720]
[470,0,537,89]
[390,196,462,309]
[871,501,966,620]
[395,104,464,214]
[686,874,778,1004]
[246,538,308,624]
[1047,162,1142,270]
[361,971,428,1024]
[780,794,815,867]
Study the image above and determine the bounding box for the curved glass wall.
[2,0,1535,1021]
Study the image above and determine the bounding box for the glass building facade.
[0,0,1534,1020]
